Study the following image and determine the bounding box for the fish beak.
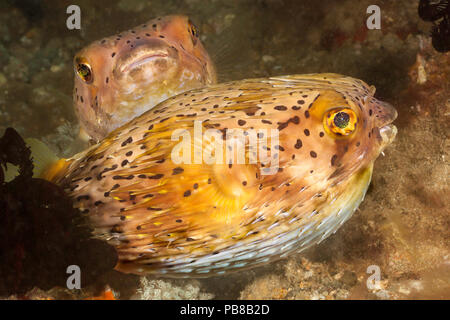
[376,101,398,127]
[119,51,170,74]
[379,123,397,148]
[374,101,398,150]
[113,38,179,80]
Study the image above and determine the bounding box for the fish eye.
[323,108,357,136]
[188,20,199,44]
[75,58,93,83]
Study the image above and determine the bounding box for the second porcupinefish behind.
[37,73,397,277]
[73,15,216,142]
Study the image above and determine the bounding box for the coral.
[133,278,213,300]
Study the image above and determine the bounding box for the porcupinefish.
[73,15,216,142]
[35,73,397,277]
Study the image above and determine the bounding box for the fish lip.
[120,51,170,73]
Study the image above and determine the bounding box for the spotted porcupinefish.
[35,73,397,277]
[73,15,216,142]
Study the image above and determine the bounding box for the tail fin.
[24,138,64,181]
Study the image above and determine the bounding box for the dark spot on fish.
[331,154,338,166]
[121,137,133,147]
[149,174,164,179]
[310,151,317,158]
[173,167,184,175]
[277,122,289,131]
[113,175,134,180]
[76,195,90,201]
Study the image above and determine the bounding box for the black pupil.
[78,64,90,78]
[334,112,350,128]
[188,21,198,37]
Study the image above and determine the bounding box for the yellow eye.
[75,58,93,83]
[188,20,199,44]
[323,108,358,136]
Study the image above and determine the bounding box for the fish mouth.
[120,51,170,73]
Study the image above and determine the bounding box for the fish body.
[73,15,216,141]
[47,73,397,277]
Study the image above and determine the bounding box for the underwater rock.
[418,0,450,52]
[0,128,117,296]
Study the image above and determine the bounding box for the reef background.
[0,0,448,299]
